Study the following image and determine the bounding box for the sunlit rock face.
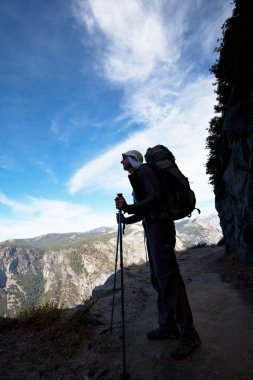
[0,215,222,317]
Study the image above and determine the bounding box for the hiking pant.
[144,216,194,339]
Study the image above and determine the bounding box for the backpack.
[144,145,200,220]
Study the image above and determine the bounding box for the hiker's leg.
[161,272,194,337]
[145,217,195,336]
[150,274,178,331]
[145,218,179,328]
[146,217,201,358]
[144,217,179,275]
[144,219,177,332]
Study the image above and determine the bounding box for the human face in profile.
[121,155,133,172]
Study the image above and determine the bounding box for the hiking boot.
[170,333,201,360]
[147,327,179,340]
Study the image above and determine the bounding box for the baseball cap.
[122,150,143,163]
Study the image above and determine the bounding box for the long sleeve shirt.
[125,164,162,222]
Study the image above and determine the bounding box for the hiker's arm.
[116,166,161,215]
[124,213,143,224]
[116,210,143,224]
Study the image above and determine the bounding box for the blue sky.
[0,0,233,241]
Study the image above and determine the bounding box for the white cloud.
[74,0,186,83]
[1,1,233,241]
[197,1,234,58]
[0,155,15,170]
[68,75,215,206]
[68,0,230,215]
[0,193,114,241]
[0,193,33,214]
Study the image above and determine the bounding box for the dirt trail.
[98,246,253,380]
[1,246,253,380]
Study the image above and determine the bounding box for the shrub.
[0,300,101,354]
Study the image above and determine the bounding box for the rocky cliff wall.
[0,227,148,317]
[0,216,222,317]
[208,0,253,260]
[216,84,253,259]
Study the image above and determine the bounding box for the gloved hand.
[115,195,128,211]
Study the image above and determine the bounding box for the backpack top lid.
[144,145,175,165]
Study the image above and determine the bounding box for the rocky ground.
[0,246,253,380]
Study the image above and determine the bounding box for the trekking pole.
[110,214,120,333]
[143,220,149,266]
[111,193,127,379]
[118,203,127,380]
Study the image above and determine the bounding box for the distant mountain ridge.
[5,227,114,247]
[0,215,222,317]
[175,213,222,249]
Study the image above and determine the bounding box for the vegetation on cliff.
[206,0,253,190]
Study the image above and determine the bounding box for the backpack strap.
[128,168,147,202]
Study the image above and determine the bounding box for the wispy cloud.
[68,76,216,203]
[69,0,232,213]
[50,104,88,146]
[0,154,15,170]
[34,160,59,184]
[0,192,114,240]
[74,0,185,84]
[0,0,232,241]
[0,192,33,214]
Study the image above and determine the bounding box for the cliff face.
[216,84,253,259]
[0,217,222,317]
[0,226,148,317]
[206,0,253,260]
[0,244,115,317]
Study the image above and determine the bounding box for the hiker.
[114,149,201,360]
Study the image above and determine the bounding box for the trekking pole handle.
[116,193,125,234]
[117,194,123,216]
[116,193,124,211]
